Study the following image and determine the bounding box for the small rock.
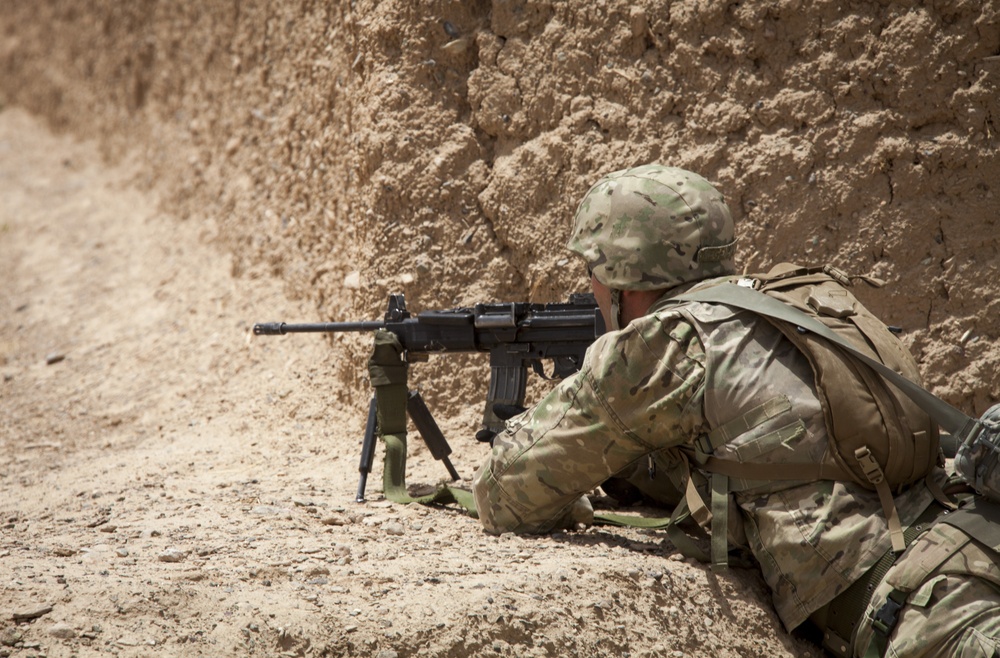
[49,623,76,639]
[157,548,187,563]
[250,505,289,516]
[45,353,65,365]
[12,605,53,622]
[1,627,24,646]
[79,544,114,562]
[52,547,77,557]
[343,271,362,289]
[320,513,354,526]
[383,522,405,536]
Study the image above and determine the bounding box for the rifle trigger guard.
[529,359,551,380]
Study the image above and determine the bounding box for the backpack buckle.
[855,446,885,486]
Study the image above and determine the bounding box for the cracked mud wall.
[2,0,998,416]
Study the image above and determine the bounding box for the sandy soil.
[0,108,816,657]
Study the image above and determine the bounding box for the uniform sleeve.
[471,313,707,534]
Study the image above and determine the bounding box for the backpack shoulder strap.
[674,283,978,442]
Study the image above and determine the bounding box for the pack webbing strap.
[675,284,979,441]
[701,456,847,482]
[592,511,675,529]
[855,445,906,552]
[711,473,730,570]
[591,462,703,530]
[700,395,792,452]
[592,462,719,566]
[939,497,1000,551]
[684,460,712,526]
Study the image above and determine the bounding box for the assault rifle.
[253,292,605,501]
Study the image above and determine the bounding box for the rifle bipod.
[355,389,460,502]
[353,329,477,514]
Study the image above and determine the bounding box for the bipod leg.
[355,395,378,503]
[406,390,460,482]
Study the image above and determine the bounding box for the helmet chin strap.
[609,288,623,331]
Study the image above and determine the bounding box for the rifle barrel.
[253,321,385,335]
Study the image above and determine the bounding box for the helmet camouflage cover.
[567,164,737,290]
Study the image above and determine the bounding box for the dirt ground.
[0,108,815,657]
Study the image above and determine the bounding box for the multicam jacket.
[473,296,936,631]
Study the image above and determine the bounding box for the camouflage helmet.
[567,164,737,291]
[954,402,1000,502]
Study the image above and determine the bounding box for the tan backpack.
[672,263,944,563]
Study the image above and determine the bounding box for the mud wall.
[2,0,998,414]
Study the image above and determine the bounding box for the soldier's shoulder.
[585,311,702,379]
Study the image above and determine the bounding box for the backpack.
[670,263,944,563]
[709,268,1000,513]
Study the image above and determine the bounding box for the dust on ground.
[0,108,814,657]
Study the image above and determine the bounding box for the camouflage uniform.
[855,521,1000,656]
[471,165,1000,657]
[473,295,936,630]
